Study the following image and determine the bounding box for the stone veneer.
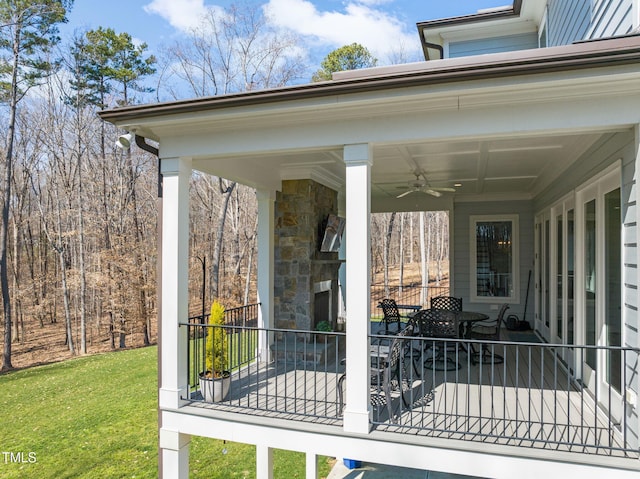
[274,179,340,331]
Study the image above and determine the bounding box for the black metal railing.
[181,322,346,421]
[370,283,450,314]
[185,303,261,387]
[179,316,639,458]
[188,302,260,328]
[367,333,639,458]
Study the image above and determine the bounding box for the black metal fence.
[181,322,346,421]
[370,283,450,314]
[179,305,639,457]
[185,303,261,388]
[367,333,640,458]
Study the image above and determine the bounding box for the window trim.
[470,214,520,304]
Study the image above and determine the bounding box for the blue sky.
[64,1,511,59]
[62,1,511,96]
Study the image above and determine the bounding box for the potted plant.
[199,300,231,402]
[315,320,333,343]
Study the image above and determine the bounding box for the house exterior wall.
[547,0,634,46]
[452,200,535,319]
[449,32,539,57]
[532,129,639,448]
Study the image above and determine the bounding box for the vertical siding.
[449,33,539,58]
[547,0,591,46]
[452,200,534,318]
[547,0,633,46]
[587,0,634,39]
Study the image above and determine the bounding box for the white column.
[305,452,318,479]
[256,445,274,479]
[158,156,191,411]
[256,189,275,363]
[342,143,372,434]
[159,429,190,479]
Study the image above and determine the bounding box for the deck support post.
[305,452,318,479]
[256,444,274,479]
[159,428,190,479]
[343,143,373,434]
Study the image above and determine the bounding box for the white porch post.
[256,189,275,363]
[342,143,372,434]
[256,444,274,479]
[159,157,191,478]
[305,452,318,479]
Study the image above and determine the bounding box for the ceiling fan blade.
[424,189,443,198]
[431,187,456,193]
[396,190,414,198]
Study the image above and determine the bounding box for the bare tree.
[0,0,72,370]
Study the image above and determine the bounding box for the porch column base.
[343,406,372,434]
[256,344,272,364]
[159,386,190,410]
[159,428,190,479]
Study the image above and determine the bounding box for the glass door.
[576,167,623,420]
[535,213,551,341]
[547,199,576,372]
[603,187,622,403]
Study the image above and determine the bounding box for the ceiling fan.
[396,172,456,198]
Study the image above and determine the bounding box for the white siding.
[449,33,539,58]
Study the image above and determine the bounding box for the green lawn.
[0,346,333,478]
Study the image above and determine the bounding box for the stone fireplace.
[274,179,341,332]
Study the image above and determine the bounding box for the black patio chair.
[468,304,509,364]
[414,308,461,371]
[378,298,407,334]
[430,296,463,312]
[337,324,417,421]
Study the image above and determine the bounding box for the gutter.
[98,35,640,124]
[416,1,522,60]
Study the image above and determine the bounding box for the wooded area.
[0,1,449,371]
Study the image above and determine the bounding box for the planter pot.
[199,371,231,402]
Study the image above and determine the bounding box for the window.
[470,215,519,303]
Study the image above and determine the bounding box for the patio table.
[454,310,490,339]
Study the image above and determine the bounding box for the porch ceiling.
[190,129,604,208]
[102,36,640,209]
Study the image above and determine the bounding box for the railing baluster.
[179,312,638,457]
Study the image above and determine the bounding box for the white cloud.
[263,0,419,63]
[143,0,209,32]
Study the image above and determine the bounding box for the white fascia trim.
[439,19,539,42]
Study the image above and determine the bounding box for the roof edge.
[416,1,521,30]
[99,35,640,124]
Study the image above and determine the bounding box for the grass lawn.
[0,346,334,478]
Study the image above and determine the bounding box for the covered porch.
[100,35,640,478]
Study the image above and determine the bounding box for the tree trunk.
[398,213,404,293]
[211,179,236,299]
[0,28,21,372]
[419,212,427,305]
[383,212,396,297]
[77,132,88,354]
